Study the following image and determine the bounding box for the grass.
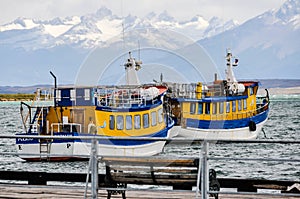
[0,93,35,101]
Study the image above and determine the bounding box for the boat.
[15,52,174,161]
[168,49,270,140]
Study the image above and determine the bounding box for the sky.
[0,0,286,25]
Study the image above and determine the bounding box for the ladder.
[39,141,51,161]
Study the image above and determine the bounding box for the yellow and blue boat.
[169,50,270,140]
[15,53,174,161]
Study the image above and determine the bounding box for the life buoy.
[249,120,256,131]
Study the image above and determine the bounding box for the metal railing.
[95,86,161,108]
[0,135,299,199]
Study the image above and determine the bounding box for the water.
[0,95,299,184]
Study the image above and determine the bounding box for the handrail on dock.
[1,135,300,199]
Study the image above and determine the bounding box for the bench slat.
[109,166,197,174]
[102,157,199,167]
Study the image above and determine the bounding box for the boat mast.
[124,51,142,85]
[225,49,239,93]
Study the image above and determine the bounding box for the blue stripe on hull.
[16,125,172,146]
[186,110,269,129]
[80,128,169,146]
[16,132,78,144]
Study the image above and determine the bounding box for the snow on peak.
[95,6,113,19]
[157,10,175,22]
[276,0,300,22]
[145,12,157,20]
[0,17,39,32]
[0,6,236,50]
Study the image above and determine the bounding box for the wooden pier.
[0,170,299,199]
[0,183,299,199]
[2,137,299,198]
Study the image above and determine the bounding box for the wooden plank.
[0,184,298,198]
[109,165,197,173]
[109,177,197,185]
[102,157,199,167]
[111,173,198,180]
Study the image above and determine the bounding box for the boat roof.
[239,81,259,87]
[176,95,248,103]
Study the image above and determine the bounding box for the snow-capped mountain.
[0,7,236,50]
[199,0,300,79]
[0,0,299,86]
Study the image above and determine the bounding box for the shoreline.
[260,86,300,95]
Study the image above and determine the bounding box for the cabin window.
[84,89,90,100]
[126,115,132,130]
[109,115,115,130]
[190,103,196,114]
[70,89,76,101]
[232,101,236,112]
[198,102,203,114]
[158,108,163,123]
[56,90,61,101]
[226,102,230,113]
[219,102,224,114]
[205,103,210,114]
[212,103,217,114]
[238,100,242,111]
[151,111,157,126]
[243,99,247,110]
[134,115,141,129]
[143,113,149,128]
[116,115,124,130]
[249,87,254,95]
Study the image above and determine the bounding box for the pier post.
[201,141,209,199]
[91,137,98,198]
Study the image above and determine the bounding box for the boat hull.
[16,141,168,161]
[16,129,172,162]
[174,118,267,140]
[173,110,268,140]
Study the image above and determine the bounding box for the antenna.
[138,40,140,61]
[121,0,125,51]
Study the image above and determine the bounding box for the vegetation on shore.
[0,93,35,101]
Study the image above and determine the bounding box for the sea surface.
[0,94,299,186]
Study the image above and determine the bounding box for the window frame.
[134,115,141,129]
[109,115,115,130]
[190,103,196,114]
[143,113,149,128]
[125,115,132,130]
[226,101,231,113]
[116,115,124,130]
[198,102,203,114]
[151,111,157,126]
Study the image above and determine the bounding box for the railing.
[21,103,50,133]
[167,82,226,99]
[51,123,82,133]
[0,135,299,199]
[95,86,160,108]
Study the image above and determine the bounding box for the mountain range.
[0,0,299,86]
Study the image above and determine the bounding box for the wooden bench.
[101,157,220,199]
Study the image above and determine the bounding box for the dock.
[0,184,299,199]
[1,135,300,199]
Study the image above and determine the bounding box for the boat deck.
[0,184,298,199]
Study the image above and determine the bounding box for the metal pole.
[49,71,57,108]
[201,141,209,199]
[195,143,202,198]
[91,137,98,198]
